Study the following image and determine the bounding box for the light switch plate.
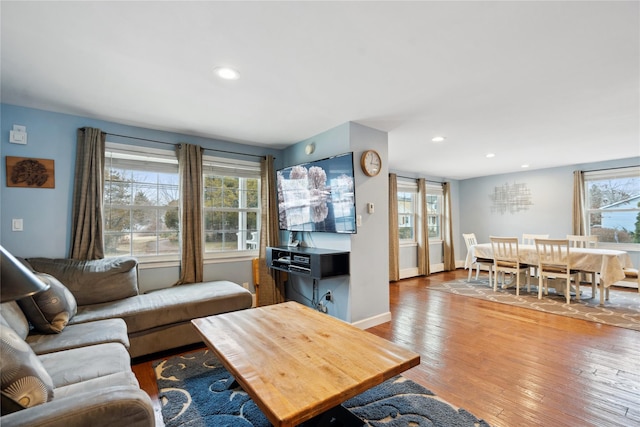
[12,218,23,231]
[10,130,27,144]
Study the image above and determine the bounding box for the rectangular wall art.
[5,156,55,189]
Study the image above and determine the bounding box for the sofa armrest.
[0,386,155,427]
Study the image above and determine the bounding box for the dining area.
[464,233,638,306]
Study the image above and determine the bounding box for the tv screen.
[277,152,357,234]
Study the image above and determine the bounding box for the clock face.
[361,150,381,176]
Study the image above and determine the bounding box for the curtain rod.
[393,174,445,185]
[105,132,268,159]
[584,164,639,173]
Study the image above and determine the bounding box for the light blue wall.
[280,122,390,324]
[0,104,280,291]
[458,157,640,266]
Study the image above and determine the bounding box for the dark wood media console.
[266,246,350,280]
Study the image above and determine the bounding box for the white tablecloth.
[466,243,631,288]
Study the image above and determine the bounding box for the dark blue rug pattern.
[153,349,491,427]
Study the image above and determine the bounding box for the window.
[426,184,443,240]
[397,180,417,242]
[203,156,261,255]
[104,144,179,259]
[584,166,640,246]
[103,144,262,261]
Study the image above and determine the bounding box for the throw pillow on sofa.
[17,273,77,334]
[25,257,139,305]
[0,321,54,415]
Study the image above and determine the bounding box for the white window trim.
[202,154,261,259]
[104,142,181,263]
[584,166,640,251]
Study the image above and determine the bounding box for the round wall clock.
[360,150,382,177]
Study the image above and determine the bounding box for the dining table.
[465,243,633,306]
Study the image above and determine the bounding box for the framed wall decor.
[5,156,55,189]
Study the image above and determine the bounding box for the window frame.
[202,154,261,260]
[103,142,180,263]
[397,180,418,245]
[584,166,640,251]
[426,183,444,242]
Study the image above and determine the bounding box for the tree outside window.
[585,167,640,245]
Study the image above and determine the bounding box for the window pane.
[104,147,179,259]
[397,191,415,241]
[202,172,261,254]
[586,170,640,244]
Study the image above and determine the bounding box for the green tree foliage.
[164,199,180,230]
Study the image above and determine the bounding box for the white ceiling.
[1,1,638,180]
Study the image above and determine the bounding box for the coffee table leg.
[300,405,364,427]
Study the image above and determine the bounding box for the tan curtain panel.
[258,155,286,305]
[388,174,400,282]
[417,178,430,276]
[443,182,456,271]
[572,170,587,235]
[175,143,203,285]
[69,127,106,260]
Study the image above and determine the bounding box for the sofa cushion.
[26,257,139,305]
[38,342,132,388]
[0,302,30,340]
[17,273,77,334]
[26,318,130,355]
[70,280,252,334]
[0,321,54,414]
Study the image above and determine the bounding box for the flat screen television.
[276,152,357,234]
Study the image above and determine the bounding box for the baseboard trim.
[351,311,392,330]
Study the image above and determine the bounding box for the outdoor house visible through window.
[584,166,640,249]
[398,180,417,242]
[202,155,261,256]
[426,183,444,241]
[104,143,180,259]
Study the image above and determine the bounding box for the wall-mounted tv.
[276,152,357,234]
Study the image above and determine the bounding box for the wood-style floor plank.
[132,269,640,427]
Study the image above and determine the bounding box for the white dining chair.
[535,238,580,304]
[490,236,530,295]
[522,234,549,278]
[522,233,549,245]
[462,233,493,284]
[567,234,599,297]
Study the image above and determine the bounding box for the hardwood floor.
[132,269,640,427]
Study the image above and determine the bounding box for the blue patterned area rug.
[154,349,491,427]
[429,278,640,331]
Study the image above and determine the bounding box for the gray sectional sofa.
[0,255,253,426]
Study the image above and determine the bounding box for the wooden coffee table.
[191,301,420,427]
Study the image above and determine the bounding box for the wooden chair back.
[522,233,549,245]
[490,236,521,268]
[566,234,598,248]
[463,233,478,250]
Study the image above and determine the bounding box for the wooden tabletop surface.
[191,301,420,427]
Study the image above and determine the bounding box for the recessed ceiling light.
[486,153,495,158]
[431,136,446,142]
[213,66,240,80]
[521,164,530,168]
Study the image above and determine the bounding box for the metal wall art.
[489,181,532,214]
[5,156,55,188]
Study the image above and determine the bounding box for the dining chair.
[490,236,530,295]
[522,233,549,245]
[618,267,639,293]
[521,233,549,279]
[534,238,581,304]
[462,233,493,283]
[567,234,599,297]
